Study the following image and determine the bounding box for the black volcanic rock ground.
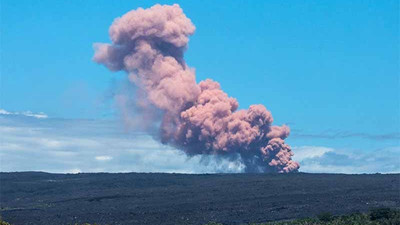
[0,172,399,225]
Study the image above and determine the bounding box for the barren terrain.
[0,172,399,225]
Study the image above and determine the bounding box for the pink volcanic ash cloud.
[94,4,299,173]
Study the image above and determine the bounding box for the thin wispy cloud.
[291,130,400,141]
[293,146,400,174]
[1,110,398,174]
[0,109,48,119]
[0,110,244,173]
[95,156,113,161]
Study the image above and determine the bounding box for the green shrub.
[317,212,334,222]
[369,208,394,220]
[0,219,11,225]
[204,208,400,225]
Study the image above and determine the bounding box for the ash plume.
[94,4,299,173]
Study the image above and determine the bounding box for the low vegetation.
[1,208,399,225]
[205,208,400,225]
[0,217,10,225]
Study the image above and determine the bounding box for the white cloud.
[0,109,11,115]
[67,168,82,174]
[0,109,48,119]
[0,112,244,173]
[292,145,400,174]
[21,111,48,119]
[1,110,398,174]
[95,155,113,161]
[292,146,333,162]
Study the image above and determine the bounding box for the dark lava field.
[0,172,399,225]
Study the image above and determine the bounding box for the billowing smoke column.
[94,4,300,173]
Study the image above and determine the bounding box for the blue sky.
[1,0,399,173]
